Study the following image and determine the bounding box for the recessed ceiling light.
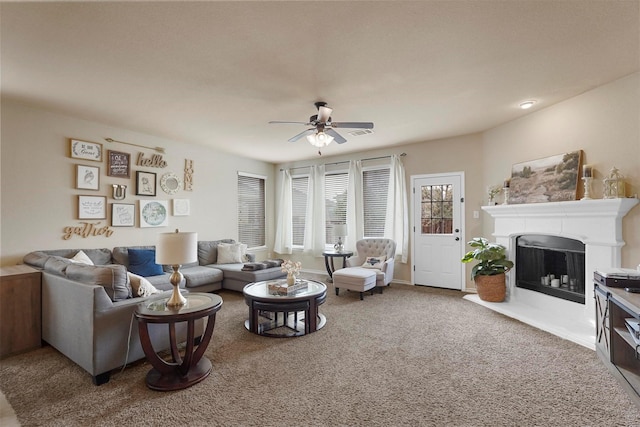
[519,101,536,110]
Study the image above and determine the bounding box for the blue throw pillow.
[128,249,164,277]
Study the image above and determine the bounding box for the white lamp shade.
[334,224,348,237]
[156,231,198,265]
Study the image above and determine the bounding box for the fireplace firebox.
[516,235,585,304]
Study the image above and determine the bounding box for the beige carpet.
[1,283,639,426]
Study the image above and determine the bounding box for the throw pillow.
[128,248,164,277]
[362,255,386,269]
[127,272,161,297]
[70,250,94,265]
[217,243,243,264]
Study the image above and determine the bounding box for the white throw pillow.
[217,243,243,264]
[362,255,386,269]
[127,272,161,297]
[70,250,94,265]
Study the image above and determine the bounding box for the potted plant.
[461,237,514,302]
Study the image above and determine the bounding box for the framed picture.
[107,150,131,178]
[111,203,135,227]
[139,200,169,228]
[78,195,106,219]
[70,139,102,162]
[136,171,157,196]
[509,150,582,204]
[76,164,100,190]
[173,199,190,216]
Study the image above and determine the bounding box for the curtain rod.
[280,152,406,172]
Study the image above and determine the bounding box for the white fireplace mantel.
[465,197,639,349]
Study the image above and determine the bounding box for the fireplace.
[515,235,585,304]
[465,198,638,349]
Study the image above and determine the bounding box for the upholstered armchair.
[345,238,396,290]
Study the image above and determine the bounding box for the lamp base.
[334,237,344,253]
[166,265,186,308]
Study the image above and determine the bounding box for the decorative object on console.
[107,150,131,178]
[155,230,198,307]
[509,150,582,204]
[333,224,348,252]
[111,184,127,200]
[136,171,157,196]
[461,237,514,302]
[581,164,593,200]
[160,172,183,195]
[78,195,106,219]
[70,139,102,162]
[139,200,168,227]
[111,203,135,227]
[603,167,626,199]
[281,259,302,285]
[76,165,100,191]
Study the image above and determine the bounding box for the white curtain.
[273,169,293,254]
[303,164,326,256]
[346,160,363,252]
[385,155,409,263]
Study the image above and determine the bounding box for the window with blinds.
[363,168,390,237]
[325,172,348,243]
[237,173,266,248]
[291,176,308,246]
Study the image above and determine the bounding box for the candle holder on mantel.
[581,164,593,200]
[502,188,509,205]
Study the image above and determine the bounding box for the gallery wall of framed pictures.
[68,138,192,230]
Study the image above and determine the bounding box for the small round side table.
[322,250,354,281]
[135,292,223,391]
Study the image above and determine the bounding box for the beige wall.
[0,100,277,266]
[2,72,637,281]
[482,72,640,268]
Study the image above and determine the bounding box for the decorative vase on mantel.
[287,272,296,286]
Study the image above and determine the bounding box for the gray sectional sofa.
[22,239,286,385]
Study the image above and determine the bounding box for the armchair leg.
[92,372,111,386]
[335,288,340,296]
[359,292,364,300]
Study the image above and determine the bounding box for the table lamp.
[333,224,348,253]
[156,230,198,308]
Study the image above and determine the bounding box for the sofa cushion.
[43,256,74,276]
[23,248,112,269]
[66,263,131,301]
[197,239,235,265]
[182,266,224,288]
[127,249,164,277]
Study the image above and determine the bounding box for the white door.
[412,173,464,290]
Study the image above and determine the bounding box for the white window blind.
[237,173,265,248]
[291,176,309,246]
[325,172,348,243]
[363,168,390,237]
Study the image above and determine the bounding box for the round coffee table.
[135,292,223,391]
[243,279,327,337]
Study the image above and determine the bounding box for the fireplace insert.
[515,235,586,304]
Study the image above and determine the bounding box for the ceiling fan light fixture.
[306,131,334,148]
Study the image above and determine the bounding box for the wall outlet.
[473,210,480,219]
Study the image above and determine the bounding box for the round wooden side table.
[135,292,223,391]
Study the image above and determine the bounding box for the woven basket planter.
[474,273,506,302]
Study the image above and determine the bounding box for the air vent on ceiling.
[348,129,374,137]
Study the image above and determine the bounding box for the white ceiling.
[2,1,639,163]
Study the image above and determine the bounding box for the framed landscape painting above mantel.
[509,150,582,204]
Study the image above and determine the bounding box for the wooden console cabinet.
[595,282,640,407]
[0,265,42,358]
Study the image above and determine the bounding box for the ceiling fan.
[269,102,374,149]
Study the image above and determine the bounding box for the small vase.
[287,273,296,286]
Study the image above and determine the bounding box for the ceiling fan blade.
[331,122,374,129]
[317,106,333,123]
[288,129,315,142]
[325,128,347,144]
[269,120,311,125]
